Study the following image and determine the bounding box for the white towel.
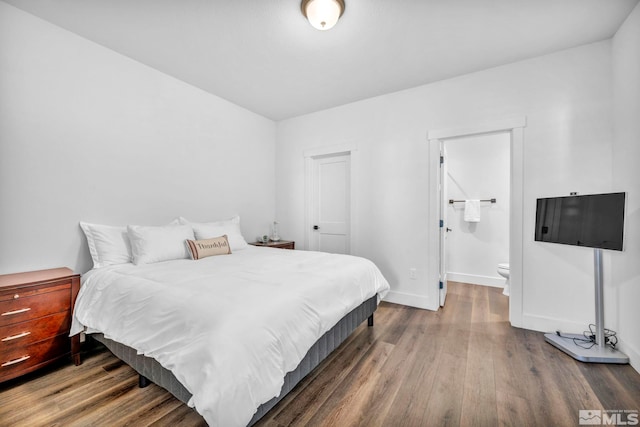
[464,200,481,222]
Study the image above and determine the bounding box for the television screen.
[535,192,625,251]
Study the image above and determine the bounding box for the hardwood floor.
[1,281,638,426]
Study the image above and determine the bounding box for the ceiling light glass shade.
[301,0,345,31]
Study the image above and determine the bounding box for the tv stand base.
[544,332,629,364]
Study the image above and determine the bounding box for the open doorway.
[444,132,511,292]
[427,117,526,327]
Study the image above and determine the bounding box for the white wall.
[611,2,640,371]
[0,3,276,275]
[445,132,510,287]
[276,41,614,324]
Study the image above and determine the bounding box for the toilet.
[497,263,510,296]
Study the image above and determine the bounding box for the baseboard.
[522,312,587,334]
[616,339,640,374]
[446,272,506,288]
[382,290,438,311]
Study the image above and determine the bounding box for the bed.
[71,223,390,427]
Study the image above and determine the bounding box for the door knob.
[313,225,319,230]
[446,227,452,232]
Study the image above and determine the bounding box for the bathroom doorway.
[443,132,510,291]
[427,117,526,327]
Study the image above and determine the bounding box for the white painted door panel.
[311,154,350,254]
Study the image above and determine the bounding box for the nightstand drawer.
[0,287,70,327]
[0,334,69,382]
[0,311,71,350]
[0,282,71,303]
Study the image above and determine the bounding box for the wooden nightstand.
[250,240,295,250]
[0,267,81,383]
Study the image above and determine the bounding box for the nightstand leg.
[71,335,82,365]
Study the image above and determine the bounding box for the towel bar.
[449,198,496,204]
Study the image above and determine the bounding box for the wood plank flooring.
[1,281,639,426]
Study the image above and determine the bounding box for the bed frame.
[90,294,378,426]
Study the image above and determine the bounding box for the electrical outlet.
[409,268,417,279]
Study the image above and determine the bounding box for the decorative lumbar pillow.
[178,215,249,251]
[186,235,232,260]
[80,222,132,268]
[127,224,195,265]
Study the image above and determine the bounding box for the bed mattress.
[93,293,377,425]
[71,246,389,426]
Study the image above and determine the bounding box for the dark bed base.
[92,294,378,426]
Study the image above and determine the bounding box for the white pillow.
[178,215,249,251]
[127,224,195,265]
[80,222,132,268]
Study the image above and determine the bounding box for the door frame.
[304,144,358,254]
[427,116,526,327]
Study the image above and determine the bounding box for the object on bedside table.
[249,240,295,250]
[270,221,280,242]
[0,267,81,383]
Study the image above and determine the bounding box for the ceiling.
[4,0,638,121]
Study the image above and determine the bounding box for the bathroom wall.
[445,132,510,287]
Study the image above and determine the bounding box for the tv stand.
[544,248,629,364]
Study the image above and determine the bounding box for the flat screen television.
[534,192,625,251]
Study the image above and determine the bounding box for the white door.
[310,153,351,254]
[439,143,449,306]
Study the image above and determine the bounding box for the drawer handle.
[1,308,31,316]
[2,332,31,342]
[1,355,30,367]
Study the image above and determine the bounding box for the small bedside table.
[0,267,81,383]
[250,240,295,250]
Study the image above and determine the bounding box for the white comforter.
[71,246,390,426]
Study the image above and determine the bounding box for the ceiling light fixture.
[301,0,345,31]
